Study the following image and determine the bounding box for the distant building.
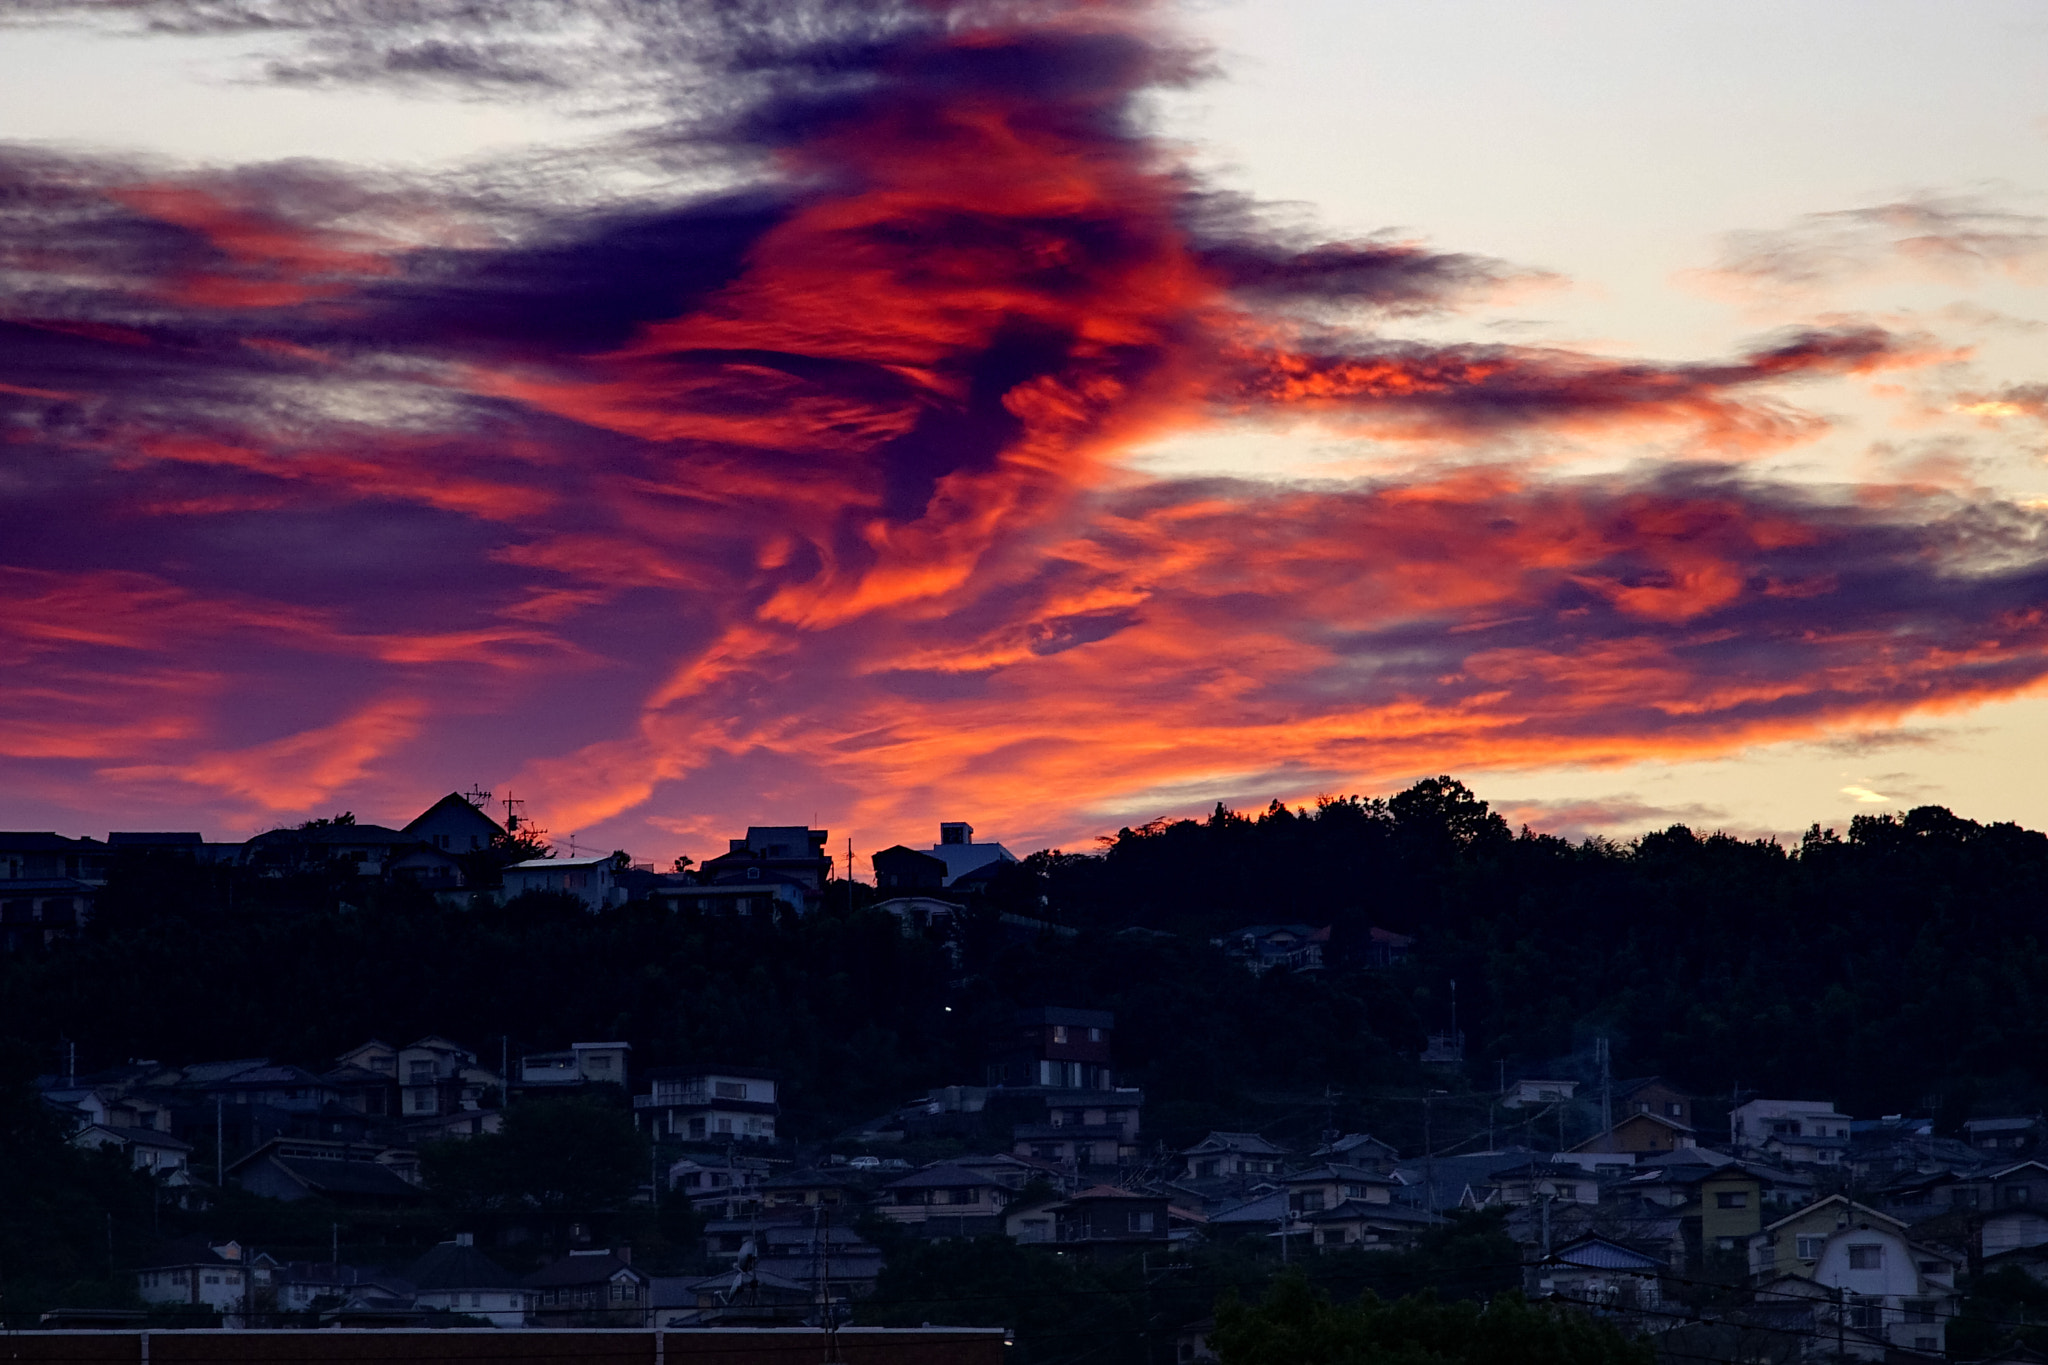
[989,1007,1117,1090]
[0,831,108,949]
[925,823,1016,887]
[137,1240,255,1322]
[1501,1078,1578,1109]
[1215,924,1328,975]
[518,1041,630,1093]
[697,827,833,911]
[502,855,625,910]
[401,792,504,855]
[637,1064,778,1143]
[406,1234,530,1328]
[872,845,950,891]
[525,1250,650,1328]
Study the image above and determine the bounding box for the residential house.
[518,1041,631,1094]
[394,1035,500,1123]
[637,1063,777,1142]
[655,1267,817,1328]
[1570,1111,1697,1156]
[227,1137,423,1207]
[1215,924,1328,975]
[1303,1202,1446,1252]
[502,855,625,911]
[1282,1164,1398,1216]
[988,1007,1117,1091]
[1048,1186,1170,1258]
[1984,1204,2048,1258]
[758,1167,871,1211]
[406,1234,530,1327]
[709,1217,885,1300]
[1361,927,1414,968]
[1182,1132,1290,1181]
[922,822,1018,887]
[525,1249,650,1328]
[240,822,411,877]
[652,878,811,918]
[1474,1161,1604,1208]
[872,845,950,891]
[136,1240,256,1322]
[1501,1078,1578,1108]
[1696,1164,1768,1262]
[70,1123,193,1182]
[696,827,833,911]
[1612,1077,1696,1128]
[401,792,505,856]
[671,1154,774,1217]
[1311,1133,1402,1168]
[1527,1235,1666,1310]
[1791,1220,1963,1355]
[1967,1117,2044,1155]
[0,832,107,948]
[877,1164,1015,1237]
[1749,1196,1907,1280]
[386,845,469,898]
[1732,1098,1854,1166]
[105,831,204,858]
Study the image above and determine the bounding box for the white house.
[1500,1078,1578,1108]
[520,1041,631,1089]
[1732,1098,1853,1145]
[406,1234,531,1328]
[502,855,625,910]
[637,1064,778,1142]
[137,1241,256,1322]
[927,823,1017,886]
[1806,1221,1962,1355]
[71,1122,193,1181]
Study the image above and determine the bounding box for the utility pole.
[216,1095,225,1189]
[1598,1037,1613,1151]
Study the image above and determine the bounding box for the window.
[589,1054,610,1070]
[1128,1212,1155,1232]
[1848,1244,1883,1270]
[1667,1102,1682,1116]
[1919,1260,1945,1275]
[1052,1025,1069,1044]
[1089,1027,1102,1042]
[471,1294,482,1308]
[1771,1120,1798,1136]
[1717,1237,1737,1252]
[1716,1191,1748,1209]
[1555,1184,1579,1201]
[1797,1236,1827,1260]
[1904,1301,1936,1324]
[2009,1185,2033,1205]
[1847,1298,1883,1329]
[717,1081,746,1100]
[409,1061,435,1083]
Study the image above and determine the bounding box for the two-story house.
[1761,1215,1963,1356]
[502,855,627,911]
[401,792,505,856]
[1732,1098,1854,1165]
[695,826,833,912]
[1613,1077,1695,1128]
[525,1249,649,1327]
[406,1234,530,1328]
[517,1041,631,1095]
[1282,1164,1399,1216]
[1570,1111,1696,1156]
[1050,1186,1171,1259]
[1181,1132,1290,1181]
[637,1064,777,1142]
[0,831,108,949]
[395,1036,500,1123]
[878,1164,1014,1237]
[137,1240,257,1322]
[1501,1078,1579,1109]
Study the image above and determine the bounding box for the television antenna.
[463,785,492,810]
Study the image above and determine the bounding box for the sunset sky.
[4,0,2047,868]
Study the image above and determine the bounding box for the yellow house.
[1699,1165,1766,1257]
[1748,1196,1905,1281]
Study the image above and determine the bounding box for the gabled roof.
[1569,1111,1695,1152]
[1208,1191,1291,1224]
[1759,1194,1904,1235]
[1547,1235,1665,1271]
[1067,1185,1151,1201]
[1182,1131,1289,1156]
[0,832,107,852]
[1303,1200,1446,1227]
[406,1241,523,1291]
[402,793,504,837]
[1282,1164,1395,1185]
[1989,1160,2048,1180]
[525,1251,646,1288]
[884,1163,1010,1191]
[259,1156,422,1199]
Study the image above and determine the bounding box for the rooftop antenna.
[463,785,492,810]
[562,833,588,857]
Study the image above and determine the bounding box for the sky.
[2,0,2047,868]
